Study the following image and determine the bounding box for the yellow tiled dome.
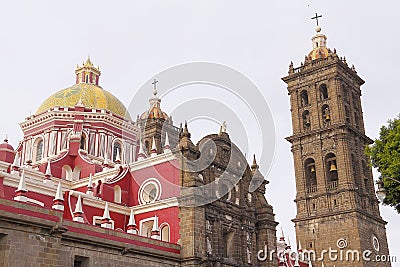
[36,83,131,119]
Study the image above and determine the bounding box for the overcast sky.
[0,1,399,263]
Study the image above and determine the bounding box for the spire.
[52,182,64,211]
[294,256,300,267]
[137,138,147,161]
[127,209,138,234]
[308,261,313,267]
[251,154,259,170]
[321,263,325,267]
[181,121,191,139]
[4,134,8,143]
[150,137,157,157]
[219,121,227,134]
[101,202,114,231]
[86,174,94,196]
[14,169,28,202]
[150,216,160,239]
[163,132,171,153]
[279,227,285,242]
[44,160,52,181]
[298,240,303,252]
[102,202,111,220]
[12,153,20,173]
[73,195,84,223]
[115,148,121,164]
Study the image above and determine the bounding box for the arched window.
[319,84,328,100]
[224,231,235,258]
[362,161,371,190]
[80,135,86,150]
[345,105,351,124]
[35,139,44,162]
[325,153,338,186]
[302,110,311,130]
[114,185,121,203]
[217,182,230,201]
[300,90,309,107]
[113,142,122,162]
[62,165,73,181]
[140,219,154,238]
[322,104,331,125]
[354,112,360,129]
[305,158,317,189]
[160,224,170,242]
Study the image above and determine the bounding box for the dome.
[140,106,169,120]
[308,47,329,60]
[0,141,13,151]
[36,83,131,119]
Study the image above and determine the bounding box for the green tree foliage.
[366,116,400,213]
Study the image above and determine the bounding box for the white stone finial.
[52,181,64,211]
[45,160,52,180]
[279,227,285,242]
[74,195,83,214]
[298,240,302,251]
[55,182,64,201]
[321,263,325,267]
[86,174,94,196]
[12,153,20,173]
[17,169,27,192]
[115,148,121,163]
[100,202,113,229]
[14,169,28,202]
[163,132,171,153]
[102,202,111,220]
[127,209,138,234]
[137,138,146,161]
[73,195,85,222]
[308,260,313,267]
[150,137,157,157]
[151,216,160,239]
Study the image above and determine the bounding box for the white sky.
[0,1,399,263]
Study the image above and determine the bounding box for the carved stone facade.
[283,27,391,267]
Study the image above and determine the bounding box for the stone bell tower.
[282,22,391,267]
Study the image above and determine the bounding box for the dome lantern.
[75,56,101,85]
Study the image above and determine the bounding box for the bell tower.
[282,22,391,267]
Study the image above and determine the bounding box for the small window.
[322,105,331,124]
[74,256,89,267]
[305,158,317,188]
[325,153,338,183]
[80,135,86,150]
[113,142,122,162]
[35,139,43,162]
[300,90,309,107]
[139,179,161,204]
[114,185,121,203]
[302,110,311,130]
[319,84,328,100]
[161,224,170,242]
[140,219,154,238]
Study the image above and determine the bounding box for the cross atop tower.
[311,13,322,26]
[152,79,159,96]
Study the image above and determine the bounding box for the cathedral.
[0,22,391,267]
